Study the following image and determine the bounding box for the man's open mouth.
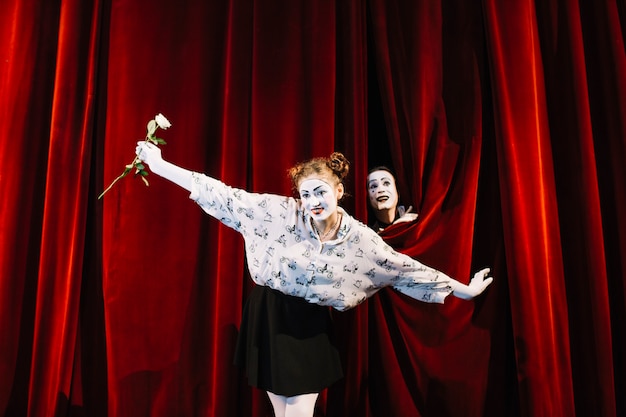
[376,196,389,202]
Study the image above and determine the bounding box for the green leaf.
[135,163,145,170]
[155,138,167,145]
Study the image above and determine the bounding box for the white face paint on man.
[367,170,399,212]
[298,178,342,222]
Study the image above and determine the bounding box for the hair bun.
[288,152,352,195]
[328,152,350,181]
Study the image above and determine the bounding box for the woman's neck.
[313,212,342,241]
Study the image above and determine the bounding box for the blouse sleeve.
[188,172,289,236]
[362,230,454,304]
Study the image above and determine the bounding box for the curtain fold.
[577,0,626,413]
[0,0,624,416]
[534,0,619,415]
[0,1,52,413]
[367,1,492,416]
[482,0,576,415]
[27,0,104,414]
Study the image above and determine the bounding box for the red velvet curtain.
[0,1,624,417]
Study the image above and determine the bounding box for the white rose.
[155,113,171,129]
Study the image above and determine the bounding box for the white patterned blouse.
[189,172,453,311]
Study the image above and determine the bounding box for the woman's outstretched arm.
[136,141,193,191]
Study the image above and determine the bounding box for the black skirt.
[234,285,343,396]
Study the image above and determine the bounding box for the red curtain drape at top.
[0,1,625,417]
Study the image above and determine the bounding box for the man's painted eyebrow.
[368,175,393,184]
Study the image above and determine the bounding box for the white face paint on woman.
[367,170,399,212]
[298,177,343,222]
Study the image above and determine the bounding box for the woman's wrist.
[150,159,193,191]
[450,280,472,300]
[147,157,166,177]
